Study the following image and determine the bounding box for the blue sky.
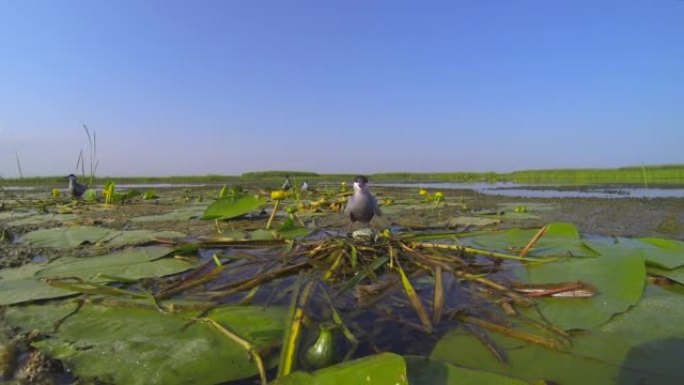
[1,0,682,177]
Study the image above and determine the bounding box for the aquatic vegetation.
[1,183,684,384]
[142,189,159,200]
[5,300,287,385]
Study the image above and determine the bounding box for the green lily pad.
[588,237,684,270]
[5,300,287,385]
[0,263,78,306]
[405,356,528,385]
[22,226,114,248]
[465,223,598,258]
[0,209,36,221]
[8,213,79,227]
[277,217,312,239]
[518,252,645,330]
[273,353,408,385]
[434,216,502,228]
[130,205,206,222]
[100,230,186,248]
[202,194,266,220]
[35,246,196,282]
[638,237,684,269]
[431,285,684,385]
[82,188,98,201]
[648,266,684,285]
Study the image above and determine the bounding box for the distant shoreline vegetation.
[1,164,683,186]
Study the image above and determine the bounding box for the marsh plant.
[74,124,99,186]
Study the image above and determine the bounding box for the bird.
[67,174,87,198]
[281,175,292,191]
[344,175,381,228]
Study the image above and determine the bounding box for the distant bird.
[301,181,309,193]
[344,175,381,228]
[282,175,292,191]
[68,174,87,198]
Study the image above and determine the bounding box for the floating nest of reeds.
[108,227,590,372]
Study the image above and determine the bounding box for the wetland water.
[380,182,684,199]
[1,182,684,384]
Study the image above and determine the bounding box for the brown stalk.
[519,225,548,257]
[155,265,225,300]
[200,318,267,385]
[397,262,433,333]
[458,272,534,307]
[266,200,280,229]
[433,265,444,324]
[461,315,567,350]
[208,262,311,299]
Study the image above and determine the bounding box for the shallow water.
[379,182,684,199]
[1,183,209,191]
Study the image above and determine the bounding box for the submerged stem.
[200,317,267,385]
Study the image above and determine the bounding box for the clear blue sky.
[1,0,682,177]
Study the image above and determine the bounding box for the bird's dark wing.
[371,195,382,217]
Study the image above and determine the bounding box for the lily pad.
[7,213,79,227]
[648,266,684,285]
[431,285,684,385]
[0,209,36,221]
[277,217,312,239]
[434,216,502,228]
[202,194,266,220]
[35,246,196,282]
[588,236,684,270]
[465,223,598,258]
[273,353,408,385]
[100,230,186,248]
[405,356,528,385]
[0,263,78,306]
[130,205,206,222]
[22,226,114,248]
[518,252,645,330]
[5,300,287,385]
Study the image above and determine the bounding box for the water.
[5,181,684,199]
[110,183,208,189]
[378,182,684,199]
[1,183,209,191]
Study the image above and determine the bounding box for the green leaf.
[130,205,206,222]
[518,253,645,330]
[34,246,195,282]
[648,265,684,285]
[7,213,79,227]
[277,217,312,239]
[273,353,408,385]
[5,300,287,385]
[0,263,78,306]
[202,194,266,220]
[22,226,114,248]
[405,356,528,385]
[250,229,281,241]
[638,237,684,269]
[82,188,98,201]
[433,216,502,228]
[0,208,36,221]
[431,285,684,385]
[142,189,158,200]
[100,230,186,248]
[465,223,598,258]
[589,237,684,270]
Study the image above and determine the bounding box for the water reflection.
[379,183,684,199]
